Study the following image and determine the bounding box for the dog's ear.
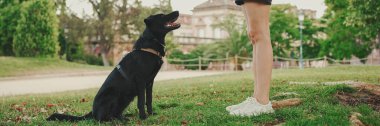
[144,18,151,25]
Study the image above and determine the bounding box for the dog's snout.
[170,11,179,16]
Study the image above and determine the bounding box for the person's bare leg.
[243,2,272,105]
[242,3,258,91]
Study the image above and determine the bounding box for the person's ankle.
[254,97,270,105]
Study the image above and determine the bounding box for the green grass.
[0,57,111,77]
[1,66,380,125]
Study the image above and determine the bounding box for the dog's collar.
[140,48,162,58]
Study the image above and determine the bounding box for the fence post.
[275,56,278,62]
[274,56,278,69]
[324,56,327,67]
[234,55,238,71]
[198,56,202,71]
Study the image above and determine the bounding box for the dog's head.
[144,11,181,35]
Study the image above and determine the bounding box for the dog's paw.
[139,114,147,120]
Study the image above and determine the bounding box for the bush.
[65,42,104,66]
[0,1,26,56]
[12,0,59,57]
[66,42,84,62]
[167,49,209,70]
[83,54,104,66]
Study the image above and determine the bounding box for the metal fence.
[162,56,380,71]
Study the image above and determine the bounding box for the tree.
[346,0,380,41]
[210,14,251,70]
[299,18,323,59]
[64,15,91,62]
[322,0,374,60]
[346,0,380,54]
[88,0,116,66]
[13,0,59,57]
[0,0,27,56]
[87,0,174,66]
[269,4,298,58]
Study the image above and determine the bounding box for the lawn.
[1,66,380,125]
[0,57,111,77]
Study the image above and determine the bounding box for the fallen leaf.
[47,104,55,108]
[15,107,24,112]
[136,120,142,126]
[15,116,22,122]
[181,120,188,126]
[80,98,88,103]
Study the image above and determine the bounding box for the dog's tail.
[46,112,92,122]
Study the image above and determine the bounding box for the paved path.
[0,71,230,97]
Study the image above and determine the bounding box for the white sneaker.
[226,97,255,112]
[229,98,274,116]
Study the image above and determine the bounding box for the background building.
[173,0,244,53]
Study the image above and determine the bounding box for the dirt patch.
[335,84,380,112]
[349,112,365,126]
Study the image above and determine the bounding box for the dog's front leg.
[146,82,155,115]
[137,89,147,120]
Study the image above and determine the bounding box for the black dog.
[46,11,180,122]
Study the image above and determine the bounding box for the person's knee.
[247,29,269,44]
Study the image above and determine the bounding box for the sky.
[68,0,327,18]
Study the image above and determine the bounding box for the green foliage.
[12,0,59,57]
[86,0,172,66]
[270,4,298,57]
[347,0,380,51]
[322,0,374,60]
[58,29,67,58]
[82,54,104,66]
[211,14,251,58]
[66,41,85,62]
[0,0,27,56]
[346,0,380,40]
[270,4,323,59]
[66,41,104,66]
[127,0,173,40]
[167,46,210,70]
[208,5,322,60]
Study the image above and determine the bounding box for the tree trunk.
[101,51,110,66]
[237,64,243,71]
[378,31,380,48]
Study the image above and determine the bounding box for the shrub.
[13,0,59,57]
